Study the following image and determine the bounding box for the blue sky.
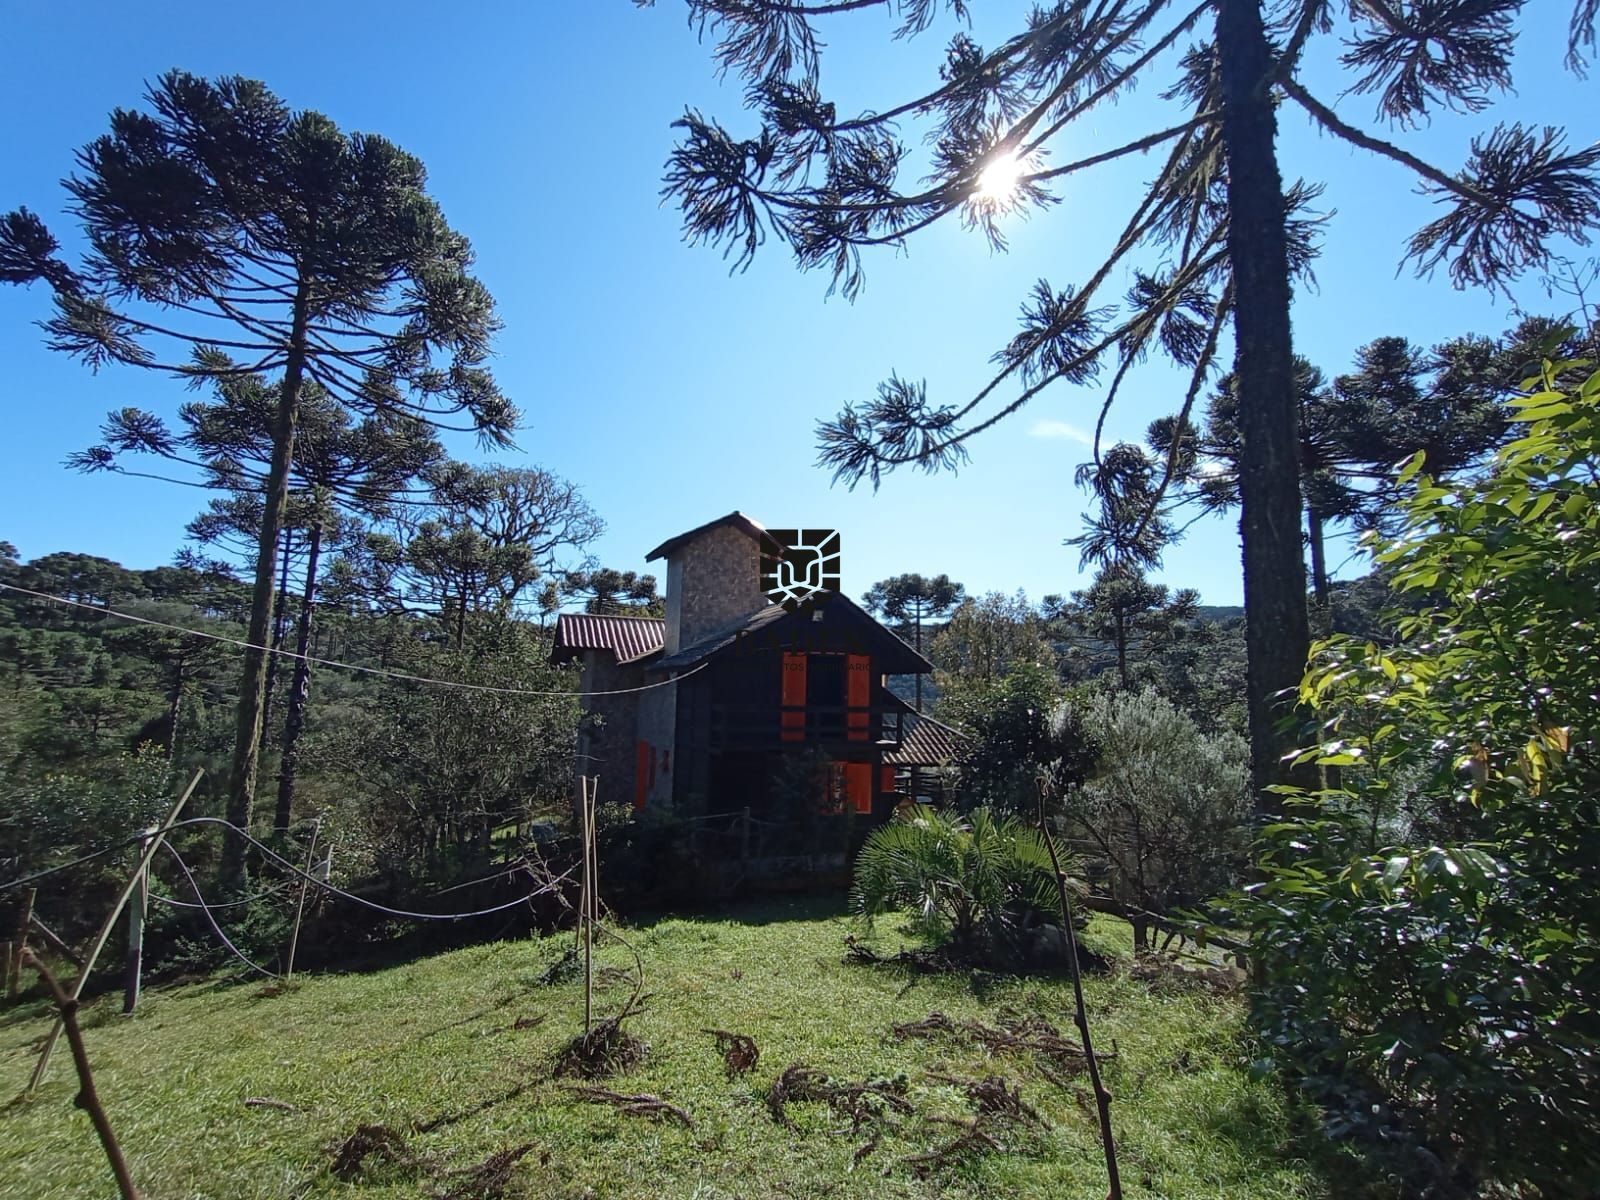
[0,3,1591,606]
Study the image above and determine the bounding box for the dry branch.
[329,1123,415,1181]
[565,1085,694,1129]
[904,1116,1004,1177]
[927,1071,1048,1128]
[891,1008,1107,1071]
[702,1028,760,1078]
[767,1063,914,1133]
[23,950,140,1200]
[433,1141,538,1200]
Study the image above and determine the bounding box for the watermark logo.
[761,529,841,612]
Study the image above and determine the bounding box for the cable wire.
[161,841,280,979]
[6,816,574,919]
[1,831,156,893]
[180,817,572,922]
[151,880,292,911]
[0,582,703,697]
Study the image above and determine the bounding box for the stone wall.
[664,522,768,654]
[573,650,644,811]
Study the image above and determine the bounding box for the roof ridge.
[560,610,665,622]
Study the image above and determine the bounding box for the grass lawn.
[1,897,1378,1200]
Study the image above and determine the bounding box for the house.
[551,512,965,821]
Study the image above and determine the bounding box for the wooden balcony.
[706,703,907,750]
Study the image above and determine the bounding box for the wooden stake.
[582,776,594,1035]
[8,886,36,999]
[283,818,321,984]
[588,777,601,930]
[121,834,151,1014]
[24,950,141,1200]
[30,914,86,967]
[31,769,203,1091]
[1036,778,1121,1200]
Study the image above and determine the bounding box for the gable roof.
[645,511,777,562]
[652,592,933,674]
[550,612,665,665]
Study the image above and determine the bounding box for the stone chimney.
[645,512,771,654]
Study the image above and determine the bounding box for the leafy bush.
[850,807,1070,960]
[1241,357,1600,1193]
[1061,688,1250,946]
[0,745,176,942]
[942,660,1094,814]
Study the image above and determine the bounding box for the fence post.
[8,887,35,999]
[121,834,151,1014]
[284,818,322,985]
[581,776,594,1035]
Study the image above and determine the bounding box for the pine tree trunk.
[165,658,185,759]
[259,530,294,754]
[222,286,311,892]
[1307,503,1330,616]
[274,520,324,835]
[913,613,923,713]
[1215,0,1311,815]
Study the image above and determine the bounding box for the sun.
[975,149,1028,204]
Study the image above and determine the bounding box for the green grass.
[1,898,1376,1200]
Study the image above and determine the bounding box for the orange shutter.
[634,741,650,809]
[880,765,898,794]
[845,761,873,814]
[781,652,807,742]
[846,654,871,742]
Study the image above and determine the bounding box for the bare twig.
[904,1116,1004,1176]
[565,1085,695,1129]
[328,1123,415,1181]
[768,1063,914,1132]
[702,1028,761,1077]
[926,1071,1048,1128]
[433,1142,538,1200]
[1037,778,1122,1199]
[23,950,140,1200]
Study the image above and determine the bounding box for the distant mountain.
[1195,604,1245,623]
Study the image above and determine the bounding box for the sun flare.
[975,150,1027,203]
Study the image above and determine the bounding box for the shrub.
[942,660,1085,814]
[1061,688,1250,946]
[850,807,1070,960]
[1240,357,1600,1193]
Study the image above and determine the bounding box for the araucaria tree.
[0,72,518,888]
[862,572,965,709]
[653,0,1600,808]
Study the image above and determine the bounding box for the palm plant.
[850,807,1069,955]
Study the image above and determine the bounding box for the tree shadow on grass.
[1196,1080,1401,1200]
[626,890,849,931]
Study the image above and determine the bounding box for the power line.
[0,582,700,698]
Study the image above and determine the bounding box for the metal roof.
[550,612,665,665]
[884,712,969,766]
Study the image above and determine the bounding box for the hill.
[1,899,1374,1200]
